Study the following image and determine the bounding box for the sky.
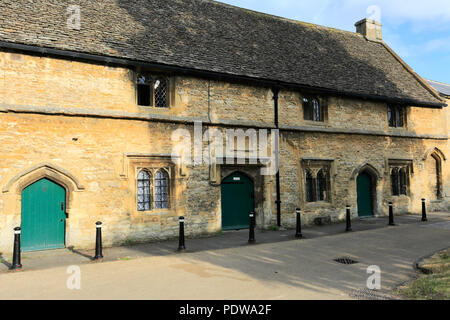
[219,0,450,84]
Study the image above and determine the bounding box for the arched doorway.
[221,172,254,230]
[21,178,66,251]
[357,171,375,217]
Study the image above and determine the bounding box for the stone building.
[427,79,450,204]
[0,0,448,252]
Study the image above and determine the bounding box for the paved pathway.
[0,212,448,299]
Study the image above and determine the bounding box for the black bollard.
[388,202,395,226]
[178,216,186,251]
[295,208,303,238]
[10,227,22,271]
[93,221,103,260]
[421,199,428,222]
[346,205,352,232]
[248,212,256,244]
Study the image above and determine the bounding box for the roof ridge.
[208,0,364,37]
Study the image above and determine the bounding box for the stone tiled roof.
[426,79,450,97]
[0,0,444,106]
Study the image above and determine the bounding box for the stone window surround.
[300,94,329,124]
[425,150,444,200]
[120,153,177,214]
[386,158,413,197]
[300,158,336,207]
[134,69,176,109]
[387,105,408,129]
[422,147,446,200]
[135,166,171,212]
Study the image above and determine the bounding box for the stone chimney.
[355,18,382,41]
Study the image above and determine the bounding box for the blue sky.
[219,0,450,84]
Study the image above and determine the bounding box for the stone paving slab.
[0,212,448,274]
[0,212,448,299]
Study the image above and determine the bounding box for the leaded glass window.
[399,168,408,195]
[317,169,328,201]
[154,78,168,108]
[137,74,169,108]
[305,170,315,203]
[137,170,151,211]
[303,161,332,203]
[388,105,406,128]
[390,166,409,196]
[137,75,152,106]
[391,167,399,196]
[303,97,323,122]
[155,170,169,209]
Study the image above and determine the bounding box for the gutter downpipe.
[273,87,281,227]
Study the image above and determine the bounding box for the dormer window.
[137,74,169,108]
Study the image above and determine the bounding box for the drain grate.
[334,257,358,265]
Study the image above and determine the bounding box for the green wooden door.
[21,178,66,251]
[221,172,254,230]
[357,172,373,217]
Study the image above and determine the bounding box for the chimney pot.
[355,18,382,41]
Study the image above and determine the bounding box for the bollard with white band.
[345,205,352,232]
[295,208,303,238]
[178,216,186,251]
[93,221,103,260]
[388,202,395,226]
[248,212,256,244]
[10,227,22,270]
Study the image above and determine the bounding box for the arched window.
[303,97,323,122]
[137,170,151,211]
[391,167,399,196]
[303,161,332,203]
[390,166,409,196]
[317,169,328,201]
[155,170,169,209]
[431,153,443,199]
[399,168,408,195]
[305,170,315,203]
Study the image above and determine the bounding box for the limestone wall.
[0,50,448,252]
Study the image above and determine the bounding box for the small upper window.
[388,105,406,128]
[303,97,324,122]
[154,78,168,108]
[137,75,152,107]
[137,74,168,108]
